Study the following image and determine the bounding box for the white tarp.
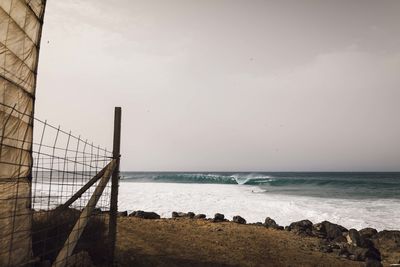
[0,0,46,266]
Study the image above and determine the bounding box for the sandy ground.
[115,217,364,267]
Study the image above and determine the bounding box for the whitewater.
[118,172,400,231]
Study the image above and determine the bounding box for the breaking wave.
[122,173,273,185]
[121,172,400,188]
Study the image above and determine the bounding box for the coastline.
[119,181,400,231]
[115,210,400,267]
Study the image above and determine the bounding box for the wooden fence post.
[109,107,121,264]
[52,160,116,267]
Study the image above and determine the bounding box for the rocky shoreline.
[120,210,400,267]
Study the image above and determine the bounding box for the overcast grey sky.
[35,0,400,171]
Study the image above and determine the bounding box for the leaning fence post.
[109,107,121,264]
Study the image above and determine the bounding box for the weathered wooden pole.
[109,107,121,264]
[53,160,116,267]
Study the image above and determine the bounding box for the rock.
[172,211,195,218]
[332,235,347,244]
[194,214,206,219]
[339,244,382,264]
[361,237,375,249]
[117,211,128,217]
[319,244,333,253]
[213,213,225,222]
[264,217,284,230]
[372,230,400,252]
[312,221,348,240]
[172,211,180,218]
[343,245,381,262]
[287,219,313,236]
[265,217,278,228]
[338,245,350,258]
[129,210,160,219]
[360,228,378,239]
[347,229,362,247]
[232,215,246,224]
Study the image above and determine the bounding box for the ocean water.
[118,172,400,231]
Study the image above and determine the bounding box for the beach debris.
[194,214,206,219]
[232,215,246,224]
[264,217,283,230]
[172,211,195,218]
[287,219,313,236]
[129,210,160,219]
[312,221,347,240]
[213,213,226,222]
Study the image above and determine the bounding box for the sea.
[118,172,400,231]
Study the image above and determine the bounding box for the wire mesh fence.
[0,102,118,267]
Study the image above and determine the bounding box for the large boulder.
[339,244,381,262]
[172,211,195,218]
[194,214,206,219]
[332,235,347,244]
[117,211,128,217]
[264,217,283,230]
[287,220,313,236]
[313,221,347,240]
[129,210,160,219]
[348,246,381,262]
[371,231,400,265]
[360,228,378,239]
[347,229,362,247]
[371,230,400,253]
[232,215,246,224]
[213,213,225,222]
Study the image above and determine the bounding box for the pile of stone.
[281,218,400,266]
[120,210,400,266]
[129,210,160,219]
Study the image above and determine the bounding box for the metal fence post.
[109,107,121,264]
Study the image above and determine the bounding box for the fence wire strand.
[0,102,115,266]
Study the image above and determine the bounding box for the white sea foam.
[119,181,400,231]
[230,174,271,185]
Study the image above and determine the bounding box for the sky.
[35,0,400,171]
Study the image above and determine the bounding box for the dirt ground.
[115,217,364,267]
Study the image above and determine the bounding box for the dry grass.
[116,217,364,267]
